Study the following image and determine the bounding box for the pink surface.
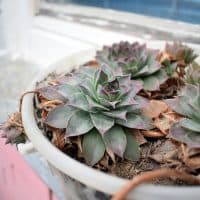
[0,137,58,200]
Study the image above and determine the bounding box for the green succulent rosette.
[39,66,153,165]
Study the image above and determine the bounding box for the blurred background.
[0,1,199,199]
[46,0,200,24]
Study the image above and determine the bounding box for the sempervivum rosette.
[96,41,168,91]
[40,66,153,165]
[184,62,200,85]
[166,84,200,149]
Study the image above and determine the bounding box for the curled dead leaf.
[162,111,182,122]
[153,117,172,135]
[51,129,65,150]
[84,60,99,68]
[49,79,59,86]
[179,145,200,171]
[39,100,63,110]
[74,136,83,153]
[41,110,48,121]
[142,130,165,138]
[158,52,173,63]
[185,157,200,170]
[106,147,116,163]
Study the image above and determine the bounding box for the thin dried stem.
[19,91,37,113]
[112,168,200,200]
[39,99,63,109]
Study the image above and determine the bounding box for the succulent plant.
[165,84,200,148]
[0,124,25,144]
[96,41,168,91]
[42,66,153,165]
[0,113,25,144]
[184,62,200,85]
[161,42,198,65]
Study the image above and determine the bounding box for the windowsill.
[30,14,200,66]
[39,2,200,44]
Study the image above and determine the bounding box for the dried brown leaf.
[51,129,65,150]
[106,147,116,163]
[153,117,172,135]
[74,136,83,153]
[179,145,200,171]
[142,130,165,138]
[84,60,99,68]
[162,111,182,122]
[143,100,168,118]
[158,52,173,63]
[150,140,179,164]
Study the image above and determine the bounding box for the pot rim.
[21,49,200,198]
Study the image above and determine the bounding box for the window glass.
[44,0,200,24]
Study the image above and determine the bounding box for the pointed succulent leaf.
[68,93,89,111]
[58,83,81,99]
[180,84,199,99]
[143,76,160,91]
[124,129,140,161]
[117,75,143,95]
[118,90,138,107]
[184,62,200,85]
[96,41,166,91]
[125,96,149,113]
[77,66,97,79]
[83,129,105,166]
[79,77,98,100]
[90,113,114,135]
[165,98,185,116]
[103,109,127,120]
[98,97,120,109]
[166,85,200,119]
[103,126,127,158]
[165,97,195,118]
[179,118,200,133]
[162,60,177,76]
[116,113,153,130]
[169,123,200,149]
[95,69,108,85]
[168,84,200,148]
[66,110,93,136]
[45,105,76,128]
[132,96,149,110]
[37,86,66,101]
[143,69,168,91]
[146,53,162,74]
[86,95,109,111]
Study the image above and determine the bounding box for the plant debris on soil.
[1,41,200,186]
[32,71,199,185]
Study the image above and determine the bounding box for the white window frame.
[1,0,200,66]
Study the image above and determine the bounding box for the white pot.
[21,49,200,200]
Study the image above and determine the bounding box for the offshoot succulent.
[184,62,200,85]
[160,42,198,77]
[165,84,200,149]
[96,41,168,91]
[162,42,198,65]
[0,112,25,144]
[42,66,153,165]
